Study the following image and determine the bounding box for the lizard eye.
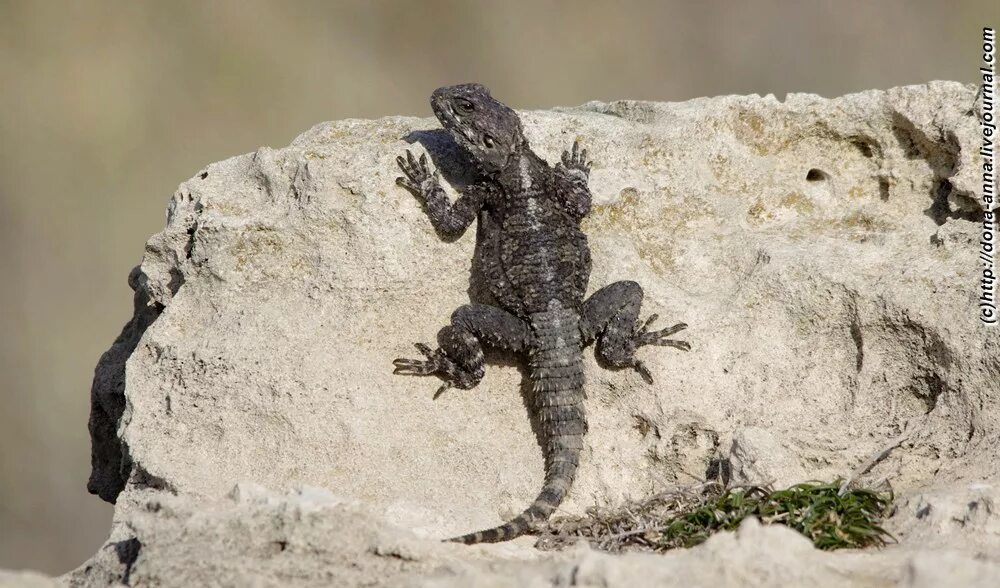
[455,98,475,113]
[483,134,495,148]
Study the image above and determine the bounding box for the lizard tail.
[446,441,582,544]
[448,302,586,545]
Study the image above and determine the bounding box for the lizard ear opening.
[483,134,495,148]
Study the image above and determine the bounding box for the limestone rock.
[77,81,999,586]
[62,487,1000,587]
[725,427,808,488]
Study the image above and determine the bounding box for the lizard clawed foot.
[395,150,439,196]
[392,343,441,375]
[393,343,475,398]
[636,315,691,351]
[559,139,591,176]
[624,316,690,383]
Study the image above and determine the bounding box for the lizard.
[392,83,690,544]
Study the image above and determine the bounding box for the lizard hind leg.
[393,304,530,398]
[392,341,478,399]
[580,280,690,384]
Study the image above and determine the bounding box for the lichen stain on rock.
[779,191,816,215]
[583,187,714,273]
[832,210,895,242]
[583,187,643,231]
[635,240,677,274]
[639,134,674,168]
[230,228,305,277]
[746,197,772,225]
[732,110,791,156]
[706,152,731,180]
[304,150,329,160]
[204,198,248,218]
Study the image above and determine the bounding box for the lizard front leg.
[393,304,530,398]
[553,139,592,218]
[579,281,689,384]
[396,149,486,237]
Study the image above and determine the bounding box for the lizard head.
[431,83,524,174]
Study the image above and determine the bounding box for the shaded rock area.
[12,82,999,586]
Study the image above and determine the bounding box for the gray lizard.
[393,83,690,544]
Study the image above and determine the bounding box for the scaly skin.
[393,84,690,544]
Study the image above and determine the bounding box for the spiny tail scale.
[449,302,586,544]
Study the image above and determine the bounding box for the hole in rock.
[806,168,829,182]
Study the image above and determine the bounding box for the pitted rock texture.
[58,485,1000,588]
[72,81,999,586]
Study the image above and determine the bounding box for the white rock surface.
[64,81,1000,586]
[57,486,1000,587]
[725,427,809,488]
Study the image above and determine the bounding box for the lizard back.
[489,152,591,317]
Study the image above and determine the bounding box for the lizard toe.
[633,360,654,384]
[638,321,688,346]
[392,358,437,375]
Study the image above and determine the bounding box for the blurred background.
[0,0,992,575]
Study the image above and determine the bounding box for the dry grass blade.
[535,480,894,553]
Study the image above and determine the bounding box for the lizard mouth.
[430,93,476,140]
[433,103,479,145]
[430,91,456,125]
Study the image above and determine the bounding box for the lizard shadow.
[403,128,548,453]
[402,129,480,190]
[401,128,495,307]
[483,349,547,454]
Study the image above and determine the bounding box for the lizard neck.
[497,149,545,194]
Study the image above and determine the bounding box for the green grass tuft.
[537,480,894,553]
